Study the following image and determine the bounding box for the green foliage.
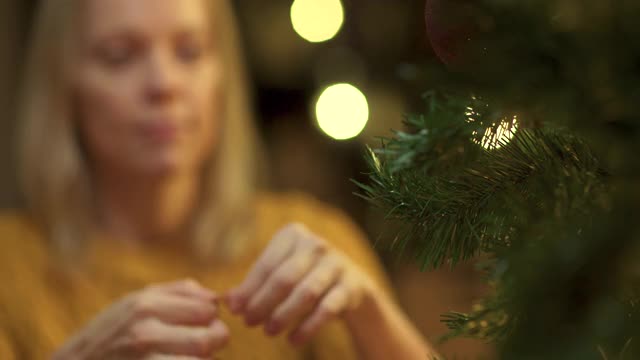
[356,0,640,357]
[358,92,606,270]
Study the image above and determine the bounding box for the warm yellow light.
[315,83,369,140]
[465,102,518,150]
[476,116,519,150]
[290,0,344,43]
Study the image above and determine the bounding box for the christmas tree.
[357,1,640,359]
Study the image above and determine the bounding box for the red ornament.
[424,0,478,66]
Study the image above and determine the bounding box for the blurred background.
[0,0,491,357]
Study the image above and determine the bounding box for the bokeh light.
[315,83,369,140]
[290,0,344,43]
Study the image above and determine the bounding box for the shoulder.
[0,210,44,244]
[0,210,49,266]
[0,212,66,357]
[0,211,49,298]
[0,210,32,230]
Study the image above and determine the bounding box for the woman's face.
[75,0,221,178]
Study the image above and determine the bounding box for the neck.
[94,169,201,245]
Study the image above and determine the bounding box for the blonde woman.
[0,0,438,359]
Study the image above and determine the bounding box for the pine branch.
[357,92,605,270]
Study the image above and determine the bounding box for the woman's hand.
[52,279,230,360]
[225,223,379,345]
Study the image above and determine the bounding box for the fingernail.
[230,298,246,315]
[264,320,280,336]
[288,332,304,346]
[224,291,239,313]
[245,314,262,327]
[227,297,238,312]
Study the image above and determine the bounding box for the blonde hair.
[18,0,259,263]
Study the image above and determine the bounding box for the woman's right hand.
[52,279,229,360]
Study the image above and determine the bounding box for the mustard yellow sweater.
[0,192,390,359]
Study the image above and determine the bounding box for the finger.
[129,294,218,326]
[145,354,208,360]
[128,318,229,357]
[226,224,303,313]
[151,279,219,303]
[244,242,325,326]
[264,255,342,336]
[288,282,350,346]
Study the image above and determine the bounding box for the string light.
[466,100,518,150]
[476,116,518,150]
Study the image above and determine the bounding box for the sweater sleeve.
[0,328,16,360]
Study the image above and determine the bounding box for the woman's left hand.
[225,223,379,345]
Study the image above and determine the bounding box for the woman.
[0,0,438,358]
